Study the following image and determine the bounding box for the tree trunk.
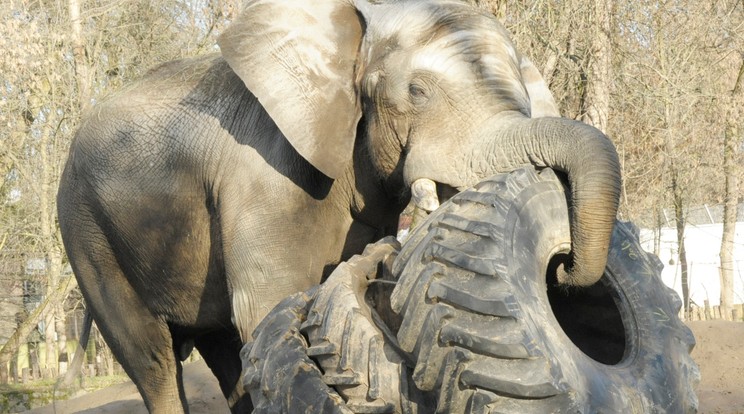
[719,60,743,321]
[719,122,737,320]
[56,302,69,375]
[672,175,690,317]
[581,0,613,132]
[43,311,57,378]
[69,0,91,113]
[37,99,67,376]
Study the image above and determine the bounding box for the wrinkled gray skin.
[57,0,621,412]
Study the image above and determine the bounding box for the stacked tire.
[241,239,435,413]
[241,167,699,413]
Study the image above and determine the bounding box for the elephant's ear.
[218,0,364,179]
[520,57,560,118]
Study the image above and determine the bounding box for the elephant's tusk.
[411,178,439,212]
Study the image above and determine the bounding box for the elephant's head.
[218,0,621,286]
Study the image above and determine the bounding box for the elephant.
[56,0,621,412]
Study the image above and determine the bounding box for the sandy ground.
[25,361,230,414]
[687,320,744,414]
[26,320,744,414]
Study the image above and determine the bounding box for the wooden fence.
[686,301,744,322]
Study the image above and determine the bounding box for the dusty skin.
[26,320,744,414]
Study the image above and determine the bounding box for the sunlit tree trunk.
[581,0,613,132]
[719,61,742,320]
[39,109,64,377]
[719,123,737,320]
[70,0,91,113]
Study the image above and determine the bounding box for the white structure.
[639,221,744,307]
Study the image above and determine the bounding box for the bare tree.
[720,88,740,319]
[0,4,68,378]
[714,0,744,320]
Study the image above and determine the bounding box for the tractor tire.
[301,237,434,413]
[239,286,353,413]
[390,166,700,413]
[241,238,435,413]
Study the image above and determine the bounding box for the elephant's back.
[73,55,251,161]
[91,53,246,114]
[65,53,267,198]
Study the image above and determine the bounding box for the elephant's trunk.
[481,113,621,286]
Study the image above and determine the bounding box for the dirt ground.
[25,361,230,414]
[26,320,744,414]
[687,320,744,414]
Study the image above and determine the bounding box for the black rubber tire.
[242,238,435,413]
[239,287,353,413]
[390,167,700,413]
[301,237,434,413]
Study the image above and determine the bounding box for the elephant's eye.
[408,83,428,103]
